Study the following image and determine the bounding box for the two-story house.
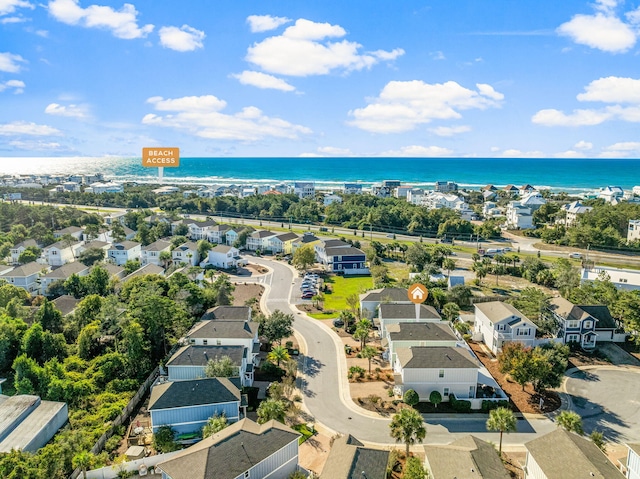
[384,322,460,365]
[359,287,411,320]
[107,241,142,266]
[10,239,38,264]
[0,262,48,294]
[424,436,511,479]
[141,239,171,266]
[43,240,80,266]
[544,297,598,350]
[171,241,199,266]
[269,232,299,255]
[378,303,441,337]
[294,181,315,199]
[53,226,84,241]
[315,239,369,276]
[246,230,277,252]
[172,218,218,240]
[205,245,240,269]
[473,302,537,354]
[149,377,243,435]
[166,345,253,387]
[40,262,90,296]
[156,419,301,479]
[207,224,233,244]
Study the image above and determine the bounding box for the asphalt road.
[248,256,557,446]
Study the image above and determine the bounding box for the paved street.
[248,256,558,446]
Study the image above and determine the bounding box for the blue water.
[0,156,638,192]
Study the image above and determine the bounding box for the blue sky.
[2,0,640,158]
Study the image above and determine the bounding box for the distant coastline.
[1,156,639,193]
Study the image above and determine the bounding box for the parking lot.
[297,272,321,300]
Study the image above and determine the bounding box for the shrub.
[481,399,510,413]
[403,389,419,407]
[450,394,471,413]
[285,341,294,349]
[368,394,381,404]
[348,365,365,379]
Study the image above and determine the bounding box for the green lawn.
[308,275,374,319]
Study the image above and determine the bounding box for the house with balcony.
[149,377,243,435]
[75,240,110,261]
[505,202,534,230]
[291,232,320,255]
[245,230,277,252]
[599,185,625,205]
[383,322,460,365]
[171,241,199,266]
[473,301,537,354]
[294,181,315,199]
[166,345,252,386]
[0,262,48,294]
[171,218,218,240]
[269,232,299,255]
[40,262,90,296]
[343,183,363,195]
[377,303,441,336]
[207,224,233,244]
[314,239,369,276]
[205,245,241,269]
[544,297,599,350]
[107,241,142,266]
[155,419,301,479]
[43,240,81,266]
[141,239,171,266]
[10,239,38,264]
[560,200,593,227]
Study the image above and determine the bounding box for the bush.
[260,361,284,377]
[481,399,510,413]
[449,394,472,413]
[403,389,419,407]
[348,365,366,379]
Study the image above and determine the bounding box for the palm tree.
[556,410,584,435]
[267,345,291,367]
[486,407,517,454]
[353,319,372,349]
[360,345,377,373]
[389,407,427,455]
[442,258,456,277]
[471,252,481,263]
[72,451,94,479]
[473,264,487,285]
[257,398,287,424]
[202,414,228,438]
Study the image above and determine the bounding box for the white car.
[568,252,583,259]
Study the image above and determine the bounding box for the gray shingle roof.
[360,287,410,303]
[1,262,43,277]
[167,345,245,367]
[41,262,89,279]
[52,295,79,316]
[387,322,458,342]
[424,435,511,479]
[580,305,617,330]
[187,320,258,340]
[325,246,365,256]
[201,306,251,321]
[250,230,275,238]
[397,346,479,369]
[275,232,298,242]
[109,241,140,251]
[143,239,171,252]
[320,435,389,479]
[156,419,299,479]
[380,303,441,320]
[525,429,625,479]
[149,378,241,411]
[475,301,525,322]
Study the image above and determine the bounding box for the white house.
[624,444,640,479]
[506,202,534,229]
[246,230,277,252]
[84,181,123,194]
[323,193,342,206]
[10,239,38,264]
[141,239,171,266]
[560,200,593,227]
[378,303,441,337]
[628,220,640,243]
[171,241,199,266]
[206,245,240,269]
[206,224,233,244]
[581,266,640,292]
[155,419,301,479]
[172,218,218,240]
[294,181,315,199]
[343,183,363,195]
[359,287,411,320]
[483,201,504,219]
[473,302,537,354]
[384,322,460,366]
[42,240,81,267]
[523,429,624,479]
[53,226,84,240]
[520,191,547,210]
[107,241,142,266]
[40,262,90,295]
[0,262,48,294]
[186,315,260,365]
[103,211,126,226]
[599,186,624,204]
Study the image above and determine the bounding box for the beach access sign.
[142,148,180,167]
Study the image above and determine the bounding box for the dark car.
[301,292,315,299]
[332,318,344,327]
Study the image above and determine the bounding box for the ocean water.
[0,156,638,193]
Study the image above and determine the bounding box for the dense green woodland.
[0,265,235,478]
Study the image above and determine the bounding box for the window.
[203,340,208,345]
[469,386,475,398]
[189,339,195,344]
[439,369,444,378]
[216,340,222,346]
[443,387,449,396]
[583,320,593,329]
[567,334,580,343]
[517,328,531,336]
[244,471,250,478]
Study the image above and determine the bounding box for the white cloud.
[531,108,612,126]
[159,25,205,52]
[0,16,26,23]
[8,139,67,150]
[0,0,33,15]
[0,52,26,73]
[48,0,154,40]
[45,102,88,118]
[0,120,62,136]
[142,94,312,141]
[429,125,471,136]
[594,0,619,14]
[501,149,545,158]
[557,11,636,53]
[0,79,25,93]
[554,150,586,158]
[430,51,445,60]
[574,140,593,150]
[605,141,640,151]
[349,80,503,133]
[317,146,352,156]
[246,14,290,33]
[245,18,404,76]
[577,76,640,103]
[231,71,295,91]
[379,145,453,157]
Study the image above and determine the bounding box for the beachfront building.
[599,185,624,204]
[473,302,537,354]
[84,181,123,194]
[505,201,534,229]
[314,239,369,276]
[343,183,363,195]
[559,200,593,227]
[294,181,315,199]
[434,181,458,193]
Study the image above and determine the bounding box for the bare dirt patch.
[567,348,611,369]
[231,283,264,306]
[468,341,560,414]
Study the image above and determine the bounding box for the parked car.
[301,292,315,299]
[332,318,344,327]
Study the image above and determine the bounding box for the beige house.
[473,302,537,354]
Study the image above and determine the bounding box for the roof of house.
[297,233,320,244]
[525,429,625,479]
[396,346,478,369]
[1,262,44,277]
[82,240,109,250]
[143,239,171,252]
[187,320,258,340]
[13,239,38,249]
[173,241,198,252]
[475,301,524,323]
[148,378,241,411]
[41,262,89,279]
[52,295,79,316]
[201,306,251,321]
[320,434,389,479]
[424,435,510,479]
[325,246,365,257]
[101,263,125,278]
[124,263,164,280]
[579,306,617,330]
[448,275,465,287]
[46,239,80,250]
[54,226,83,235]
[360,287,410,303]
[379,303,441,320]
[210,224,232,233]
[177,218,218,228]
[274,232,298,242]
[322,239,350,248]
[547,297,617,330]
[156,419,299,479]
[387,322,458,342]
[628,443,640,456]
[249,230,276,239]
[167,345,246,367]
[108,241,141,251]
[210,245,235,254]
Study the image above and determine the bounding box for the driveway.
[564,367,640,442]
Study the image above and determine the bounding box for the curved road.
[248,257,557,446]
